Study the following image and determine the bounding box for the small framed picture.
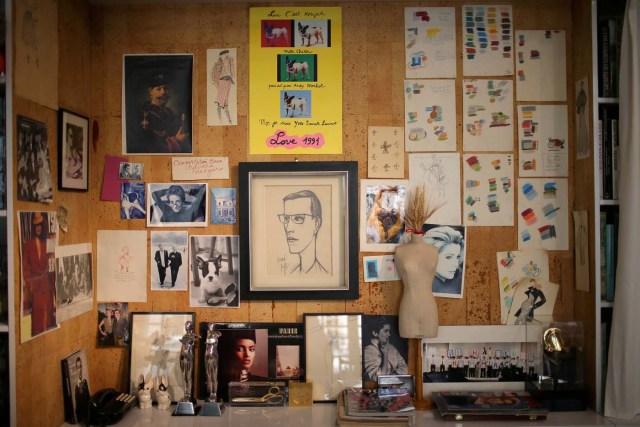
[58,109,89,191]
[455,348,462,357]
[495,350,502,358]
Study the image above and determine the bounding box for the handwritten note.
[172,157,229,180]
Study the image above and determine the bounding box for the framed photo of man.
[147,183,208,227]
[239,161,358,301]
[123,54,194,155]
[58,109,89,191]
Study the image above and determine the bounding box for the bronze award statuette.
[201,323,225,416]
[174,320,199,416]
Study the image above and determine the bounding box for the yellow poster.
[249,7,343,154]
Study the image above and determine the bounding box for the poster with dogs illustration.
[249,7,343,155]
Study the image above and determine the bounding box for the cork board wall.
[12,1,583,424]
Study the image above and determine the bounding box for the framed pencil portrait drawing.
[129,312,195,403]
[239,161,359,300]
[58,109,89,191]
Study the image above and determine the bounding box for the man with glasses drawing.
[278,190,327,275]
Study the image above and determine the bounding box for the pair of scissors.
[232,386,284,404]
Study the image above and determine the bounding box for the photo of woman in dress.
[422,224,466,298]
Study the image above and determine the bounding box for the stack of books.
[337,387,415,426]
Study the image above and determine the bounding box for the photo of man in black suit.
[169,245,182,288]
[154,244,169,287]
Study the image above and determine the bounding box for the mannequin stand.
[413,338,433,410]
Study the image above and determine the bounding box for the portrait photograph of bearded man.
[123,54,194,155]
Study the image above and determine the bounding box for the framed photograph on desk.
[129,312,195,403]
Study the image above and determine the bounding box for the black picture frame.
[58,109,89,191]
[239,161,359,301]
[197,322,305,402]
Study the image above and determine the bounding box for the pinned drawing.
[575,77,591,160]
[517,105,569,177]
[462,79,514,152]
[517,178,569,251]
[462,153,514,226]
[515,30,567,102]
[404,79,456,152]
[368,127,404,179]
[462,5,514,76]
[207,48,238,126]
[496,250,550,324]
[408,152,461,226]
[405,7,456,78]
[506,278,559,325]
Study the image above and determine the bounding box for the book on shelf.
[611,117,619,200]
[598,19,610,97]
[600,211,607,300]
[597,13,623,98]
[61,349,91,425]
[600,209,618,302]
[432,391,548,421]
[598,104,618,200]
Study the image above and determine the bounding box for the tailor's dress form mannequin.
[395,232,439,338]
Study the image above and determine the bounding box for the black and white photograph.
[147,183,208,227]
[61,349,91,424]
[189,235,239,308]
[150,231,188,291]
[119,162,144,180]
[17,116,53,203]
[58,109,89,191]
[123,54,194,155]
[420,223,467,299]
[361,315,409,384]
[55,243,93,323]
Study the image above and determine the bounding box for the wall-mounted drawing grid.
[462,79,514,151]
[496,250,550,324]
[515,30,567,102]
[462,5,514,77]
[404,7,456,79]
[404,79,456,152]
[517,178,569,251]
[462,153,514,226]
[517,105,569,177]
[408,152,461,226]
[368,126,405,179]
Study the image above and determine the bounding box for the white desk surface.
[76,403,640,427]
